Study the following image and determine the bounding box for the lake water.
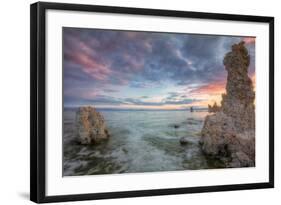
[63,109,224,176]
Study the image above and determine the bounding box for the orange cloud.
[188,80,226,107]
[190,81,226,96]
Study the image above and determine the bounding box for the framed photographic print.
[30,1,274,203]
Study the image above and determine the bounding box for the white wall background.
[0,0,279,204]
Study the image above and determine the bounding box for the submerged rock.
[180,137,192,145]
[200,41,255,167]
[169,124,180,129]
[174,124,180,129]
[75,106,110,145]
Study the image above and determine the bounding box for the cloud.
[103,88,118,93]
[140,96,149,99]
[64,93,202,107]
[124,96,201,106]
[190,81,226,96]
[63,28,255,108]
[64,28,254,87]
[243,37,255,45]
[64,28,153,86]
[65,94,125,106]
[64,36,112,81]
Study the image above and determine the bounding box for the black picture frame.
[30,1,274,203]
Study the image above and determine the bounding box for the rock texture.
[201,41,255,167]
[222,41,255,131]
[75,106,110,145]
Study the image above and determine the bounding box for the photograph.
[29,2,274,202]
[62,28,256,176]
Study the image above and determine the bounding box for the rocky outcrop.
[221,41,255,131]
[208,102,220,113]
[200,41,255,167]
[75,106,110,145]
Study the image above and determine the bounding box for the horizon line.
[64,106,208,111]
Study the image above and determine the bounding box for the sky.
[63,27,255,110]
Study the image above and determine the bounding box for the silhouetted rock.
[208,102,220,113]
[75,106,110,145]
[201,41,255,167]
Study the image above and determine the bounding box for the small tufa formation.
[208,102,220,113]
[190,106,194,112]
[75,106,110,145]
[201,41,255,167]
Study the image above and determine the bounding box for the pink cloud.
[65,36,112,81]
[243,37,255,45]
[72,53,111,81]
